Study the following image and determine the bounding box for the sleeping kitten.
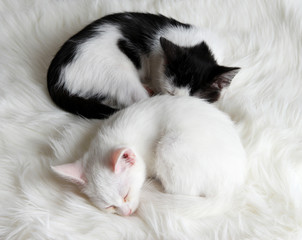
[47,12,239,119]
[52,95,246,216]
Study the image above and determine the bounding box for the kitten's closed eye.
[105,206,116,214]
[104,188,130,214]
[106,206,115,210]
[123,189,130,202]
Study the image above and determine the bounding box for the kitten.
[47,12,239,119]
[52,95,246,216]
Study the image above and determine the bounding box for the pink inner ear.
[52,160,86,185]
[112,148,136,174]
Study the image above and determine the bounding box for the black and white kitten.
[47,12,239,119]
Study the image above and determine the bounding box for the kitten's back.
[47,13,191,119]
[103,95,246,183]
[96,95,246,216]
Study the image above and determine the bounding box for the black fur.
[102,12,190,54]
[47,17,118,119]
[47,12,238,119]
[160,37,238,102]
[118,39,141,69]
[47,13,190,119]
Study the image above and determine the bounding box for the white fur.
[57,20,225,109]
[1,0,302,239]
[61,24,149,108]
[53,95,246,216]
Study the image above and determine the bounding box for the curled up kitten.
[47,12,239,119]
[52,95,246,217]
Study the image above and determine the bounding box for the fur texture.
[47,12,239,119]
[1,0,302,239]
[52,95,246,217]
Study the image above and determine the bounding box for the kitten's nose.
[118,206,132,216]
[126,209,132,216]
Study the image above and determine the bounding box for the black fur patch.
[50,88,118,119]
[160,38,239,102]
[47,12,191,119]
[47,12,237,119]
[102,12,190,54]
[47,18,109,118]
[47,20,102,88]
[118,39,141,69]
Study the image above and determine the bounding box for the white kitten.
[52,95,246,216]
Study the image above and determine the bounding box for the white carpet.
[1,0,302,239]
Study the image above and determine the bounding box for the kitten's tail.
[141,183,240,219]
[47,86,118,119]
[166,193,235,219]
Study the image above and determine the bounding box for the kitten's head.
[159,37,239,102]
[52,146,146,216]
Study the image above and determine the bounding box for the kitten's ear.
[112,148,136,174]
[51,160,86,185]
[211,66,240,90]
[160,37,183,63]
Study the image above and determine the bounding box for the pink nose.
[125,209,132,216]
[118,207,132,216]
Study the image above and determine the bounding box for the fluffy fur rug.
[1,0,302,239]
